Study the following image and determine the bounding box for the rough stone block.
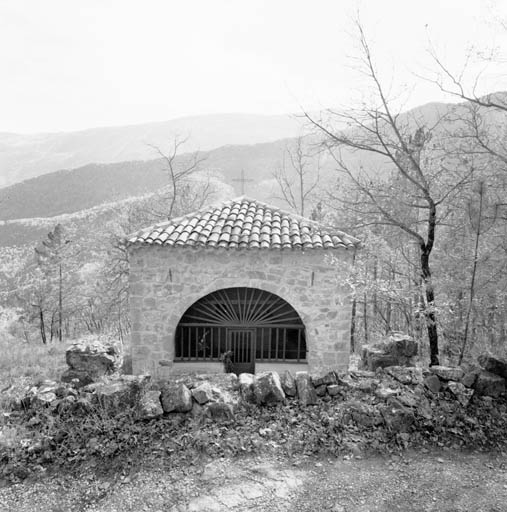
[461,369,480,388]
[448,381,474,407]
[160,383,193,412]
[65,336,123,380]
[61,369,94,388]
[362,347,399,371]
[312,371,338,387]
[192,382,214,405]
[295,372,318,406]
[478,354,507,379]
[385,366,423,385]
[430,366,464,382]
[238,373,256,403]
[474,371,505,398]
[280,371,297,397]
[327,384,341,397]
[253,372,285,405]
[424,374,441,393]
[84,375,150,410]
[138,390,163,419]
[315,384,327,397]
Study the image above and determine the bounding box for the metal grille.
[175,287,306,362]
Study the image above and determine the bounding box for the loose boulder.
[385,366,423,385]
[327,384,341,397]
[430,366,464,382]
[379,333,418,360]
[361,333,418,371]
[138,390,163,419]
[160,383,193,413]
[312,371,338,387]
[424,374,441,394]
[253,372,285,405]
[315,384,327,397]
[361,348,399,372]
[478,354,507,379]
[474,371,505,398]
[84,375,150,409]
[192,382,214,405]
[64,336,123,384]
[61,369,95,388]
[280,371,297,397]
[238,373,256,403]
[461,368,480,388]
[448,381,474,407]
[295,372,318,406]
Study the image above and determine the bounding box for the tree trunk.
[459,184,484,364]
[363,293,369,344]
[420,247,439,366]
[350,297,357,353]
[39,308,47,345]
[59,263,63,342]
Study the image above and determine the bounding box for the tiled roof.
[127,196,359,250]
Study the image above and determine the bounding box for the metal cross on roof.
[232,169,254,195]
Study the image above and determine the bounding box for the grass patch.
[0,336,70,412]
[0,337,68,385]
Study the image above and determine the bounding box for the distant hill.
[0,100,459,223]
[0,138,299,221]
[0,113,306,188]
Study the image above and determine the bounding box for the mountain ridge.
[0,112,306,188]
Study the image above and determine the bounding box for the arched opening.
[175,287,306,374]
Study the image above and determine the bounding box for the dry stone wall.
[129,246,354,377]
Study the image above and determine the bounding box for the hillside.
[0,138,299,221]
[0,113,306,188]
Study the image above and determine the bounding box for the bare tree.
[148,134,207,219]
[305,20,472,365]
[273,136,321,216]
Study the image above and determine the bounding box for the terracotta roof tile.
[128,196,359,250]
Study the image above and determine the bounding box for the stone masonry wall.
[129,246,354,378]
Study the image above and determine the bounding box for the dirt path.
[1,450,506,511]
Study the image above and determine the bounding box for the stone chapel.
[127,196,359,377]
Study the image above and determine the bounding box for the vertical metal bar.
[282,328,286,361]
[244,288,250,324]
[297,329,301,363]
[187,327,191,360]
[236,289,242,323]
[245,288,254,323]
[268,329,272,360]
[275,329,279,360]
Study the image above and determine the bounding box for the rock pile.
[15,338,507,432]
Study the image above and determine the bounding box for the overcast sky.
[1,0,506,133]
